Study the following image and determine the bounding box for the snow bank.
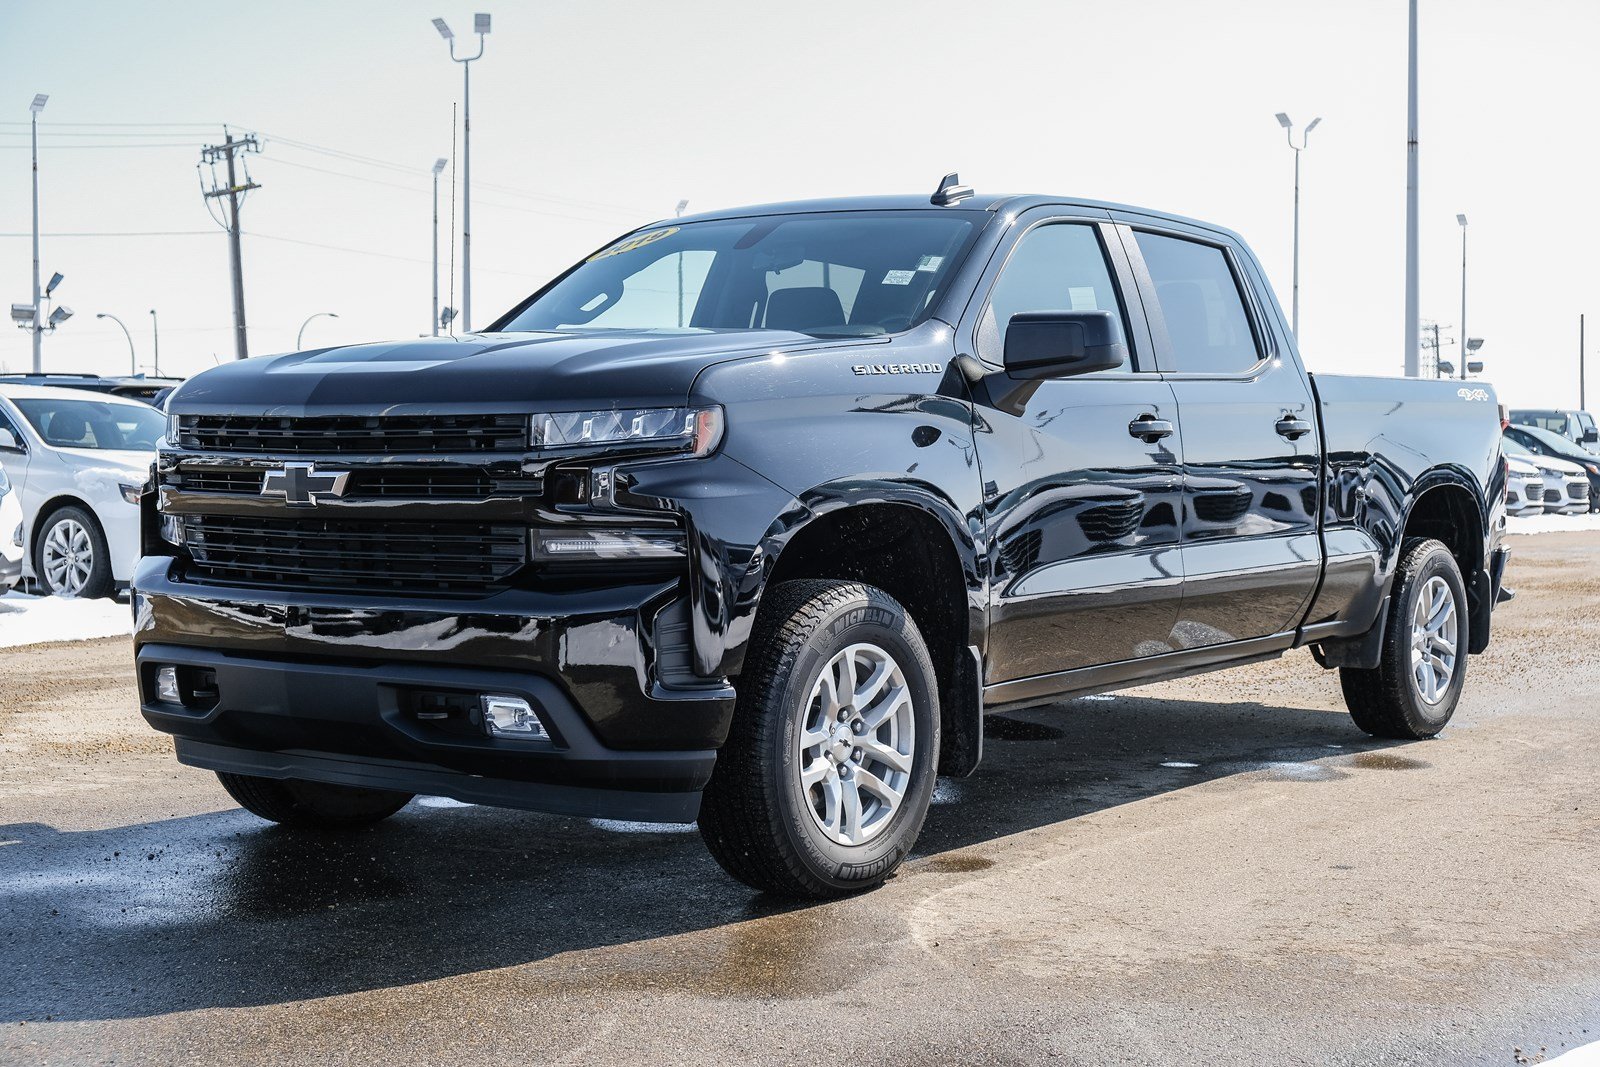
[1542,1041,1600,1066]
[1505,511,1600,535]
[0,591,133,648]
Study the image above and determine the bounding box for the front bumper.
[133,556,735,821]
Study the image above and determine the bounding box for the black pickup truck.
[135,180,1508,898]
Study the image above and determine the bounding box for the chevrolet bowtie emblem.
[260,462,350,507]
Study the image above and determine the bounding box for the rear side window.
[978,223,1131,370]
[1135,232,1262,375]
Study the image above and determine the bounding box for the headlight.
[119,482,144,505]
[167,412,181,445]
[530,406,723,457]
[1587,463,1600,475]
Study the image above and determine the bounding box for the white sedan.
[0,383,161,597]
[0,463,22,591]
[1504,455,1546,517]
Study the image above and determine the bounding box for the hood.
[1526,453,1589,477]
[1505,456,1541,477]
[53,446,153,477]
[168,330,832,414]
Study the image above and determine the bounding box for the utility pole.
[29,93,47,373]
[1403,0,1421,376]
[1582,314,1587,410]
[149,309,162,377]
[200,131,261,359]
[1274,114,1320,340]
[675,198,689,327]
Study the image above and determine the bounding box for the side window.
[978,223,1131,370]
[1134,231,1262,375]
[0,406,22,449]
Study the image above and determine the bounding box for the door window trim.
[962,212,1159,377]
[1117,222,1278,380]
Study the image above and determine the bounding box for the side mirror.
[0,428,22,453]
[1004,310,1127,380]
[1582,428,1598,444]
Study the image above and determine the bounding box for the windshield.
[496,211,979,338]
[14,396,165,450]
[1517,424,1583,455]
[1501,437,1535,459]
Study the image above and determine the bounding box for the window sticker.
[587,226,679,262]
[882,269,916,286]
[1068,286,1099,311]
[915,254,944,272]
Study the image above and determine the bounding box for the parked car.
[1504,424,1600,510]
[0,383,163,597]
[135,185,1508,898]
[0,463,22,592]
[1501,436,1590,514]
[0,372,185,407]
[1508,408,1600,451]
[1503,455,1547,517]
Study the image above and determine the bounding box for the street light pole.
[29,93,47,374]
[1457,214,1469,380]
[433,14,490,334]
[96,313,136,375]
[432,157,448,336]
[149,309,161,377]
[297,312,339,350]
[1404,0,1421,376]
[1274,113,1320,341]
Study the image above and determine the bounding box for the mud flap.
[938,645,984,778]
[1310,601,1389,670]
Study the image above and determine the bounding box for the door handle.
[1275,416,1313,441]
[1128,415,1174,443]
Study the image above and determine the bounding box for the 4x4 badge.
[260,462,350,507]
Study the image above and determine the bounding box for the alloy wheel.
[42,517,94,597]
[1409,575,1458,704]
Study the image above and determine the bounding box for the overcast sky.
[2,0,1596,406]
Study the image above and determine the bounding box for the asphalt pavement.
[2,532,1597,1066]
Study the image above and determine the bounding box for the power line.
[0,230,213,237]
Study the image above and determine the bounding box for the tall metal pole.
[149,309,161,377]
[1458,215,1468,379]
[1404,0,1421,376]
[461,61,472,333]
[1582,314,1587,410]
[675,199,688,327]
[29,96,45,374]
[432,160,445,336]
[1292,147,1301,338]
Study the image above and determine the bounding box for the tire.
[1340,537,1469,740]
[33,505,114,599]
[699,580,940,899]
[216,772,413,829]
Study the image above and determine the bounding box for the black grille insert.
[180,515,527,593]
[176,414,528,454]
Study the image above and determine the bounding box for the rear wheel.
[1340,537,1469,739]
[216,772,413,829]
[699,579,940,899]
[34,505,113,598]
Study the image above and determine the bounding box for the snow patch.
[1506,511,1600,535]
[0,591,133,648]
[588,818,697,834]
[1160,761,1199,768]
[1542,1041,1600,1066]
[415,796,475,809]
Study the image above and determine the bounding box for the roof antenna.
[930,172,974,206]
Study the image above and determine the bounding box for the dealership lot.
[2,531,1597,1067]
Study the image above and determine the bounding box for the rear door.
[966,210,1185,682]
[1116,220,1321,647]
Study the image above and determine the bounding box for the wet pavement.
[3,532,1599,1065]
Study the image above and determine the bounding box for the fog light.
[155,666,181,705]
[481,694,549,740]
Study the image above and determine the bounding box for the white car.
[1503,437,1591,515]
[0,463,23,592]
[1504,455,1546,517]
[0,383,162,597]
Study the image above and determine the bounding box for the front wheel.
[217,772,413,829]
[699,580,940,899]
[34,505,113,598]
[1340,537,1469,739]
